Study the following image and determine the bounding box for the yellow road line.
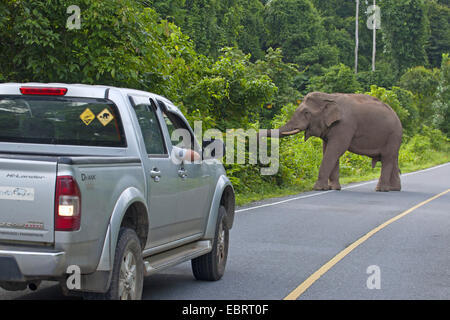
[284,188,450,300]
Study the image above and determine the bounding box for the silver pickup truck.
[0,83,235,300]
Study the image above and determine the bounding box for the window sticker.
[80,108,95,126]
[97,108,114,126]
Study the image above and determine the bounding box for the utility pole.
[372,0,376,72]
[367,0,380,72]
[355,0,359,74]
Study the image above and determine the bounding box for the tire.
[192,206,229,281]
[84,228,144,300]
[0,282,27,291]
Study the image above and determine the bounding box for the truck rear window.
[0,96,126,147]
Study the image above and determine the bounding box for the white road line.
[236,162,450,213]
[401,162,450,177]
[236,190,335,213]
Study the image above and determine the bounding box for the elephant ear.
[323,101,342,127]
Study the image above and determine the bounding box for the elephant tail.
[372,157,380,169]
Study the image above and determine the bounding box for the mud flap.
[0,256,25,282]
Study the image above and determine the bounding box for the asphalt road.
[1,162,449,300]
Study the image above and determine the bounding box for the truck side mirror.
[202,138,226,160]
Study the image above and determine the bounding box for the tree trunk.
[355,0,360,74]
[372,0,376,72]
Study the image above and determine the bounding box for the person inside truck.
[163,110,201,164]
[172,145,201,162]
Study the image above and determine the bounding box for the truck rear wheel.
[191,206,229,281]
[87,228,144,300]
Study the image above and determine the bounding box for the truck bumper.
[0,248,66,281]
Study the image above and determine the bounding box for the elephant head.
[268,92,342,141]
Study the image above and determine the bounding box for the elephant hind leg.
[376,155,395,192]
[376,148,402,192]
[389,159,401,191]
[371,156,380,169]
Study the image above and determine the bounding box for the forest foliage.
[0,0,449,199]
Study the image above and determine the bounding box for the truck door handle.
[150,168,161,182]
[178,168,187,179]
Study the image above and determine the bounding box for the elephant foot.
[313,181,331,191]
[375,184,390,192]
[389,179,402,192]
[329,182,341,191]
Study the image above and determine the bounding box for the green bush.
[357,61,399,91]
[418,125,450,152]
[340,152,373,177]
[391,87,420,135]
[432,54,450,135]
[399,66,440,122]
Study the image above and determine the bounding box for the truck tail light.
[55,176,81,231]
[20,87,68,96]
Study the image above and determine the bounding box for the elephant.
[265,92,403,192]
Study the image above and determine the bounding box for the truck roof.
[0,83,182,114]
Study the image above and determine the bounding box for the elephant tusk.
[281,129,301,135]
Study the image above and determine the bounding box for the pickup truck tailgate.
[0,157,56,244]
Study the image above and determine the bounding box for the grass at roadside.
[235,151,449,207]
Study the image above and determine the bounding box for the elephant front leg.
[328,160,341,190]
[314,139,348,191]
[321,141,342,190]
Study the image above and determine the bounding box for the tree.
[0,0,213,109]
[312,0,382,73]
[432,54,450,135]
[436,0,450,6]
[264,0,326,66]
[308,63,362,93]
[426,0,450,68]
[380,0,430,73]
[254,48,302,124]
[355,0,360,73]
[145,0,187,24]
[183,47,278,129]
[235,0,267,61]
[181,0,225,57]
[356,60,398,90]
[391,86,420,135]
[148,0,267,60]
[399,66,440,121]
[0,0,169,89]
[296,43,340,76]
[311,0,355,18]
